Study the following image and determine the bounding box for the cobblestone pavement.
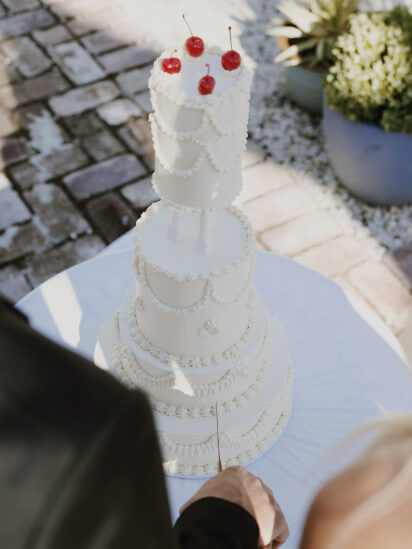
[0,1,410,350]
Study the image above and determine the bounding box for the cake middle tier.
[133,202,255,362]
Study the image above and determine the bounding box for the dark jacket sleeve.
[0,298,259,549]
[29,392,178,549]
[174,497,259,549]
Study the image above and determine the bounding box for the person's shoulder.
[0,298,143,439]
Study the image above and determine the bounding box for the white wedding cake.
[95,34,293,475]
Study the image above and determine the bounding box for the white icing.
[135,202,253,279]
[149,46,252,210]
[93,41,293,476]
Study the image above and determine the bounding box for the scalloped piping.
[150,93,250,140]
[133,202,255,282]
[150,114,247,177]
[160,369,292,475]
[149,46,253,109]
[109,311,292,476]
[113,304,263,399]
[136,255,253,313]
[128,290,255,368]
[147,326,271,419]
[210,255,254,305]
[137,262,210,314]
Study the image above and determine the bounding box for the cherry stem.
[205,63,210,77]
[228,26,233,50]
[182,14,193,37]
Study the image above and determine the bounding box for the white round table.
[18,231,412,549]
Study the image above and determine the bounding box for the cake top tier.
[149,45,252,108]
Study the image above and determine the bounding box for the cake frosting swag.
[95,33,293,475]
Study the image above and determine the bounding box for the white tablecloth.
[18,231,412,548]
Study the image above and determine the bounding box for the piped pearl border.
[136,255,254,314]
[128,290,255,368]
[113,310,272,420]
[161,368,293,476]
[133,202,255,283]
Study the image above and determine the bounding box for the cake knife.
[215,401,223,473]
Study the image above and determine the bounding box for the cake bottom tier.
[95,290,293,476]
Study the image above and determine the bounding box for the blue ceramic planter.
[323,100,412,205]
[285,65,325,114]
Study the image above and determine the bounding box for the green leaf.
[316,39,325,59]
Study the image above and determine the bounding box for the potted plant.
[268,0,359,113]
[323,6,412,205]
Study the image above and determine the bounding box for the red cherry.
[161,51,181,74]
[198,64,215,95]
[182,14,204,57]
[222,27,241,71]
[185,36,204,57]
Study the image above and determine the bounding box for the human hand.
[180,466,289,547]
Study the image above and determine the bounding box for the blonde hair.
[329,413,412,549]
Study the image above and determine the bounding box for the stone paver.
[49,41,105,85]
[81,30,124,54]
[65,19,90,37]
[124,117,154,169]
[121,176,158,210]
[0,221,47,264]
[85,192,137,243]
[98,45,157,74]
[49,80,119,117]
[0,265,31,303]
[0,173,31,230]
[26,235,105,287]
[347,262,412,334]
[97,98,141,126]
[0,106,19,137]
[2,36,51,77]
[16,102,51,129]
[61,110,104,136]
[82,130,124,161]
[261,209,343,257]
[242,141,265,169]
[0,9,54,39]
[295,236,374,278]
[3,0,39,12]
[32,24,72,46]
[0,137,32,168]
[116,66,151,96]
[384,248,412,290]
[133,90,152,114]
[23,183,90,243]
[237,161,295,205]
[10,145,89,189]
[0,70,69,108]
[241,183,319,233]
[0,57,17,87]
[64,154,146,200]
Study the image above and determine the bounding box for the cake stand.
[17,231,412,549]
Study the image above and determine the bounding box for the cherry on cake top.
[198,63,215,95]
[182,14,204,57]
[222,26,241,71]
[161,50,181,74]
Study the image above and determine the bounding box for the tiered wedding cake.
[95,32,293,475]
